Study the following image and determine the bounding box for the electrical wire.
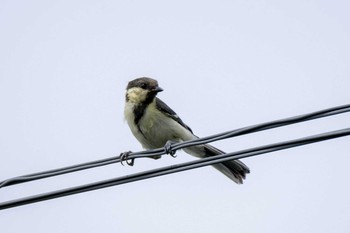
[1,127,349,210]
[1,103,349,189]
[0,103,349,189]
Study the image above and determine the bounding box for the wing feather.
[155,98,193,133]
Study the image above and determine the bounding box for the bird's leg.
[164,140,177,158]
[119,151,135,166]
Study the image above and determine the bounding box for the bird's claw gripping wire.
[164,140,177,158]
[120,151,135,166]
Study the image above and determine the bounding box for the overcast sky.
[1,1,349,233]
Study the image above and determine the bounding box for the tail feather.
[204,144,250,184]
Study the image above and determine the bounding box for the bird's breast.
[124,101,193,149]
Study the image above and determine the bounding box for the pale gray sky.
[1,1,349,233]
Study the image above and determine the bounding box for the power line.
[1,103,349,189]
[1,127,349,210]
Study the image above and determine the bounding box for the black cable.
[0,128,349,210]
[0,103,349,189]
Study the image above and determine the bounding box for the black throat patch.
[132,91,157,127]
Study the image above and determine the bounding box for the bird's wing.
[155,97,193,133]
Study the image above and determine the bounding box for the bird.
[124,77,250,184]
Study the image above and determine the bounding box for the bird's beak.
[153,86,163,92]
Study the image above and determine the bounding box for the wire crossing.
[0,103,349,210]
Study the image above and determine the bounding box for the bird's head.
[125,77,163,104]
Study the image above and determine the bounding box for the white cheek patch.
[127,87,148,103]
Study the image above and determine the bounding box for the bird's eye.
[140,83,147,89]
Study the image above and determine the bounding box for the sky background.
[1,1,349,232]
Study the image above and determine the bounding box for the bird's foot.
[120,151,135,166]
[164,140,177,158]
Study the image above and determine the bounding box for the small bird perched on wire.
[124,77,250,184]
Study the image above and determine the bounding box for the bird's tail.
[203,144,250,184]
